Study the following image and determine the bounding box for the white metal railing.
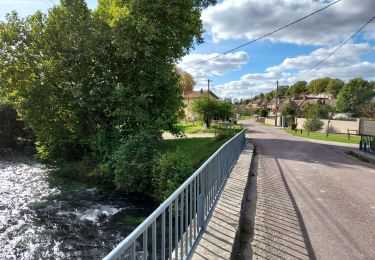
[104,129,246,260]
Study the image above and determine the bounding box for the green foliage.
[336,78,374,114]
[308,77,332,94]
[304,103,333,119]
[326,78,344,98]
[192,94,233,127]
[278,85,290,96]
[0,103,24,147]
[281,103,296,117]
[0,0,215,190]
[112,132,156,193]
[361,103,375,119]
[288,81,308,96]
[303,118,324,133]
[259,108,269,117]
[153,150,193,201]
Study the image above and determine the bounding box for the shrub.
[281,104,296,118]
[112,132,156,193]
[259,108,269,117]
[303,118,324,134]
[0,104,24,148]
[153,150,193,201]
[304,103,333,119]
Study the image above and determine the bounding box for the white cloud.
[178,51,248,79]
[202,0,375,45]
[212,43,375,99]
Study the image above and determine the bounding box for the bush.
[304,103,333,119]
[303,118,324,134]
[259,108,269,117]
[0,104,24,148]
[112,132,157,193]
[153,150,193,201]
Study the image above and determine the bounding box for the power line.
[40,0,53,7]
[298,14,375,78]
[183,0,342,70]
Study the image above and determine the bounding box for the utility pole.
[207,79,211,102]
[275,81,279,126]
[276,80,279,107]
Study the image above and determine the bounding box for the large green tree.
[308,77,332,95]
[336,78,374,114]
[0,0,215,166]
[288,81,308,96]
[192,94,233,127]
[326,78,344,98]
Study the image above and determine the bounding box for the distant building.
[248,98,264,108]
[182,89,219,121]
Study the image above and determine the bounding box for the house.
[182,89,219,121]
[248,98,264,108]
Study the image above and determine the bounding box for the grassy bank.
[51,135,233,194]
[284,129,360,144]
[180,122,243,134]
[158,137,231,168]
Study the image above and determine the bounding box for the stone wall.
[361,120,375,135]
[296,118,360,134]
[265,117,276,126]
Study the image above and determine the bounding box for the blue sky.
[1,0,375,99]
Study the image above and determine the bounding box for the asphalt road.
[241,119,375,260]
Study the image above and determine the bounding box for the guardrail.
[104,129,246,260]
[360,134,375,154]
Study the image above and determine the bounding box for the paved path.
[241,119,375,260]
[191,142,254,260]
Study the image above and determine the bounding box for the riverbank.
[0,150,158,259]
[0,135,235,259]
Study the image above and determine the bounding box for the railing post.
[198,173,206,231]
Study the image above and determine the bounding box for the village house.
[182,89,219,122]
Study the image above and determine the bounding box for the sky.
[1,0,375,100]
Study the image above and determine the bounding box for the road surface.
[241,119,375,260]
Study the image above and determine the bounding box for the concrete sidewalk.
[191,141,254,260]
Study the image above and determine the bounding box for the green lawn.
[284,129,360,144]
[158,137,230,168]
[179,122,243,134]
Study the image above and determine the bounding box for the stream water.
[0,150,158,259]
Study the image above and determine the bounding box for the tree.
[304,103,333,119]
[303,118,324,134]
[278,85,289,97]
[175,68,196,92]
[361,103,375,119]
[288,81,308,96]
[336,78,375,114]
[265,92,274,102]
[281,103,296,117]
[326,78,344,98]
[259,108,269,117]
[0,103,24,147]
[308,77,331,94]
[0,0,216,191]
[192,94,233,127]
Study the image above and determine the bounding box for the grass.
[179,122,243,134]
[284,128,360,144]
[158,137,231,168]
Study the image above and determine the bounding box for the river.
[0,150,158,259]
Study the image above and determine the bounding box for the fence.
[104,129,246,260]
[360,134,375,154]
